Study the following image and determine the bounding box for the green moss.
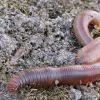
[16,2,28,14]
[7,1,28,14]
[81,0,92,4]
[90,20,100,38]
[48,9,64,19]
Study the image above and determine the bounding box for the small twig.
[6,48,25,67]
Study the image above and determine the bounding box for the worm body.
[73,10,100,64]
[6,63,100,92]
[73,10,100,46]
[6,10,100,92]
[76,36,100,64]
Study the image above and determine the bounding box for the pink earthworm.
[73,10,100,64]
[6,10,100,92]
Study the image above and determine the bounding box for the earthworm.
[6,10,100,92]
[6,63,100,92]
[73,10,100,46]
[73,10,100,64]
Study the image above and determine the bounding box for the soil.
[0,0,100,100]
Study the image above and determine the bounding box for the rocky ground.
[0,0,100,100]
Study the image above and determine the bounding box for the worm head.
[6,76,20,92]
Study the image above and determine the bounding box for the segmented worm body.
[73,10,100,64]
[73,10,100,46]
[6,63,100,92]
[6,10,100,92]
